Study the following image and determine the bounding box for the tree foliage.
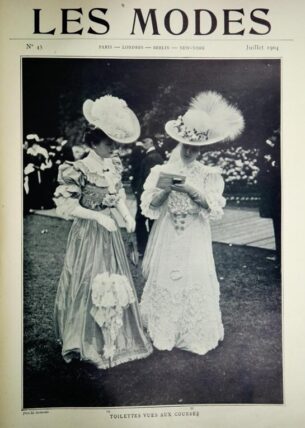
[23,58,280,150]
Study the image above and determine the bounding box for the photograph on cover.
[23,58,281,408]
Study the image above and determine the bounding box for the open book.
[156,172,186,189]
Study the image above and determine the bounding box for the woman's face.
[93,137,118,158]
[180,144,201,163]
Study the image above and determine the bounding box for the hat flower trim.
[174,115,210,142]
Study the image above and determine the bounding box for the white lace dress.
[140,159,225,355]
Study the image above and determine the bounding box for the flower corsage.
[102,192,120,208]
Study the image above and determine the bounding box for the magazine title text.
[33,8,272,36]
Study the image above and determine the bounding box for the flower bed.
[199,146,260,193]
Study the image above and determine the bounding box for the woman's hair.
[83,127,112,148]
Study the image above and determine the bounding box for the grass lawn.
[23,214,282,408]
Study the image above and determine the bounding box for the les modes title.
[33,8,272,36]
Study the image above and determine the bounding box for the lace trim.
[141,281,223,355]
[168,191,200,215]
[90,272,136,360]
[73,155,121,190]
[111,157,124,174]
[63,344,153,369]
[169,211,199,233]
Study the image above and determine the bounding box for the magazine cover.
[1,0,305,427]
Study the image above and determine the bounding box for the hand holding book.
[156,172,186,189]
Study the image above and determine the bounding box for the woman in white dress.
[140,91,244,355]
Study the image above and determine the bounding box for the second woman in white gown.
[140,91,244,355]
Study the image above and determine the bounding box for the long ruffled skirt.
[54,218,152,369]
[141,211,224,355]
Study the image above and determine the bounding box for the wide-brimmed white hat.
[83,95,140,144]
[165,91,244,146]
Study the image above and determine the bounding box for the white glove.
[71,204,117,232]
[124,214,136,233]
[95,212,117,232]
[116,198,135,233]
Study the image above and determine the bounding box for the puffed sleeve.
[140,165,164,220]
[204,168,226,220]
[53,162,83,220]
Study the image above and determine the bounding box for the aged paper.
[1,0,305,427]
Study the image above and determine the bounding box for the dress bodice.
[167,162,206,216]
[54,150,125,219]
[75,151,123,210]
[140,160,226,223]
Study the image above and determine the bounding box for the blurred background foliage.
[23,58,280,145]
[23,58,280,203]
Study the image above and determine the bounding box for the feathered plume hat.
[165,91,244,146]
[83,95,140,144]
